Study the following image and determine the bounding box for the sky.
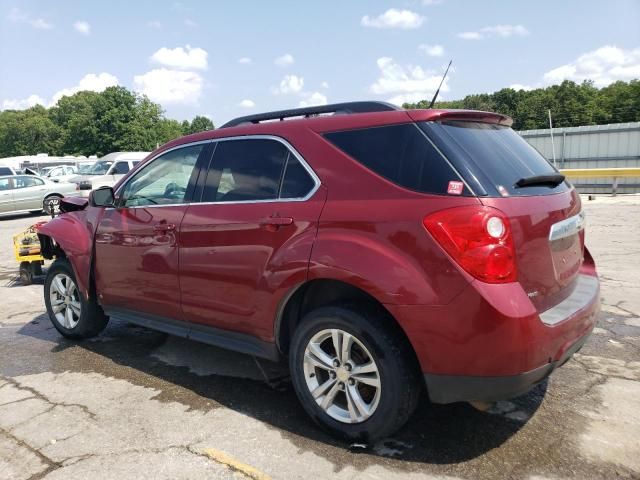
[1,0,639,126]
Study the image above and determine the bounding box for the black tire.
[44,258,108,339]
[289,304,422,442]
[43,195,62,215]
[19,262,32,285]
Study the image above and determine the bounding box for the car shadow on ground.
[13,314,546,465]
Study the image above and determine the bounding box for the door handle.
[153,222,176,232]
[259,216,293,227]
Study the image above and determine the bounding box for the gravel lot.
[1,196,639,480]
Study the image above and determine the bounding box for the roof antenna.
[428,60,452,109]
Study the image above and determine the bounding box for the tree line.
[2,80,638,159]
[404,79,640,131]
[0,86,214,158]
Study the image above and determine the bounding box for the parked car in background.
[69,152,147,196]
[0,174,78,216]
[0,166,17,176]
[42,165,78,183]
[37,102,599,442]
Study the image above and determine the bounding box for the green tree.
[186,115,214,134]
[403,79,640,130]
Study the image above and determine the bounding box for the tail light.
[423,206,517,283]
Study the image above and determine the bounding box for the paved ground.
[0,196,639,480]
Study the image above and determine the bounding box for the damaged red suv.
[38,102,600,441]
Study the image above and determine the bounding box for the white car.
[42,165,78,183]
[0,166,17,176]
[0,175,78,216]
[69,152,148,197]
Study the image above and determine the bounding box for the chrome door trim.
[113,135,321,208]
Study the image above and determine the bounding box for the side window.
[113,162,130,175]
[14,176,44,188]
[202,139,289,202]
[324,123,460,195]
[280,156,316,199]
[0,178,11,190]
[120,144,203,207]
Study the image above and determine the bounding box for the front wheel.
[44,258,109,339]
[289,305,421,442]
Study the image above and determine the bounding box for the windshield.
[85,160,114,175]
[420,121,570,197]
[78,164,94,174]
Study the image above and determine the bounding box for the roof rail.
[220,101,402,128]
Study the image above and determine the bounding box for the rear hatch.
[419,117,585,312]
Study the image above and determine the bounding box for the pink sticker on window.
[447,181,464,195]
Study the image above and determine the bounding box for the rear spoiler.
[407,109,513,127]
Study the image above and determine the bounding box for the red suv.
[38,102,600,441]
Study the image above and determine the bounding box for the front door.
[179,137,325,339]
[94,143,206,320]
[13,176,47,210]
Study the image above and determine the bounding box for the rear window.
[420,121,569,197]
[324,123,464,196]
[0,167,13,175]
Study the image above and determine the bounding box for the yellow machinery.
[13,221,48,285]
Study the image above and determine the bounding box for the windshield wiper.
[515,174,565,188]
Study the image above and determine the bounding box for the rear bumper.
[386,272,600,402]
[424,326,592,403]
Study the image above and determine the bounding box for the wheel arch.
[37,210,100,300]
[274,278,419,367]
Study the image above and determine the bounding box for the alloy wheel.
[303,328,381,424]
[49,273,81,329]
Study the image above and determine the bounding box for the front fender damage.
[37,208,103,300]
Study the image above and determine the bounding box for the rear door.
[179,137,325,339]
[94,143,206,320]
[421,120,583,311]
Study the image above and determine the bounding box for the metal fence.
[519,122,640,194]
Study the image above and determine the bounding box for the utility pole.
[548,109,557,168]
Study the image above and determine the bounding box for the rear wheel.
[289,305,421,442]
[44,258,108,339]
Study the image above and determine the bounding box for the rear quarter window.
[324,123,465,196]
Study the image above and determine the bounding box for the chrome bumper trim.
[539,274,599,326]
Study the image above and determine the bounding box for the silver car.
[0,175,78,216]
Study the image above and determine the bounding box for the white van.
[68,152,148,197]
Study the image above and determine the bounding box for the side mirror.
[90,186,115,207]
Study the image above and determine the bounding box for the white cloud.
[457,31,482,40]
[275,74,304,94]
[419,44,444,57]
[238,57,252,65]
[274,53,295,67]
[543,46,640,87]
[458,24,529,40]
[361,9,424,29]
[370,57,449,105]
[1,94,46,110]
[150,45,208,70]
[321,81,330,89]
[184,19,197,28]
[8,8,53,29]
[148,20,162,29]
[238,99,255,108]
[299,92,328,107]
[51,73,119,105]
[509,84,534,91]
[73,21,90,35]
[133,68,203,104]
